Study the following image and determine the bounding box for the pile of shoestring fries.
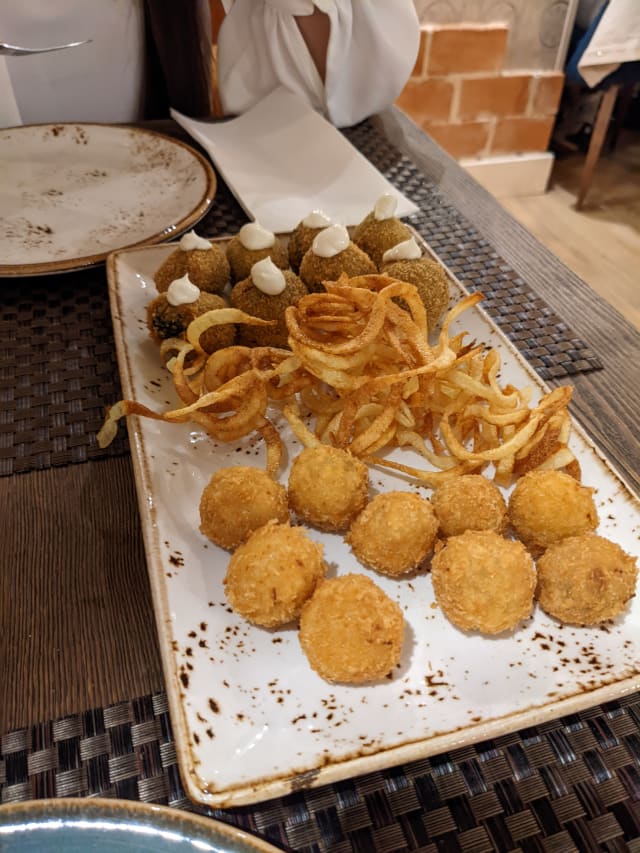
[98,273,577,485]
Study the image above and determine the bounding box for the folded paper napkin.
[171,87,418,234]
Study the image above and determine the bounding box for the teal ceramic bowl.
[0,798,283,852]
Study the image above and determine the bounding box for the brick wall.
[396,24,564,160]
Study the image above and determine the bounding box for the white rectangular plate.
[106,241,640,809]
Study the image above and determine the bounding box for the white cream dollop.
[382,237,422,264]
[179,230,212,251]
[251,257,287,296]
[373,193,398,221]
[238,222,275,251]
[166,274,201,306]
[302,209,332,229]
[312,224,350,258]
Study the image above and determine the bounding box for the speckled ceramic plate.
[0,798,281,851]
[0,124,216,277]
[106,236,640,808]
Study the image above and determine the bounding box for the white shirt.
[1,0,420,129]
[0,0,146,127]
[217,0,420,127]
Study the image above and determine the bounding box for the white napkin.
[578,0,640,87]
[171,87,418,234]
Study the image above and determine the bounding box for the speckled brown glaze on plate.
[106,234,640,808]
[0,124,216,277]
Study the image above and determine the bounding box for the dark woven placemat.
[2,691,639,852]
[0,272,129,476]
[0,121,601,477]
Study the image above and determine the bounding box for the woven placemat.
[0,122,601,477]
[0,272,129,477]
[1,691,639,852]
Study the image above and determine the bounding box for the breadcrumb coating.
[536,533,637,625]
[225,236,288,283]
[432,474,507,538]
[298,573,404,683]
[288,445,369,532]
[431,530,536,634]
[508,469,598,554]
[352,213,411,268]
[224,522,326,628]
[199,466,289,551]
[154,242,230,294]
[288,222,326,272]
[347,490,438,576]
[147,291,235,353]
[381,257,450,333]
[299,243,376,293]
[230,270,307,348]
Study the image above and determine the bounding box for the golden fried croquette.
[381,257,450,333]
[230,267,307,348]
[224,522,326,628]
[154,236,230,295]
[199,466,289,551]
[352,210,412,269]
[536,533,638,625]
[432,475,507,538]
[347,490,438,576]
[298,573,404,683]
[298,224,376,293]
[288,211,333,272]
[287,445,369,532]
[508,469,598,554]
[226,224,289,283]
[147,291,235,354]
[431,530,536,634]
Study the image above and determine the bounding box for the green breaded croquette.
[352,195,412,268]
[230,266,307,348]
[147,290,235,354]
[153,231,230,295]
[287,211,333,272]
[298,224,376,293]
[381,257,450,333]
[352,211,412,269]
[226,222,289,282]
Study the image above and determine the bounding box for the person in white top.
[1,0,420,129]
[0,0,213,128]
[216,0,421,127]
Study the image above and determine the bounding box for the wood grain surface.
[374,108,640,496]
[0,456,164,731]
[502,135,640,331]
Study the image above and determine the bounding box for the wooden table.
[1,109,638,850]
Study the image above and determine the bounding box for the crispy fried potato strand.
[99,274,577,482]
